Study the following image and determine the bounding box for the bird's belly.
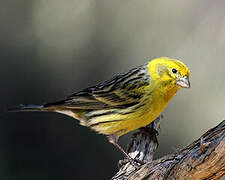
[86,91,172,137]
[90,104,164,137]
[117,107,163,136]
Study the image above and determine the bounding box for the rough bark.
[112,119,225,180]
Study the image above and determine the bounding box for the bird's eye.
[172,68,177,74]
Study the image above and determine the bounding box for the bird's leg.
[107,135,141,169]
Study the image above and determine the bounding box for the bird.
[10,57,190,166]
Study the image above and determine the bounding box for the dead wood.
[112,118,225,180]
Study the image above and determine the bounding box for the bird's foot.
[118,158,144,169]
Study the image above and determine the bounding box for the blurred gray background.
[2,0,225,179]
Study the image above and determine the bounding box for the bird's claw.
[118,158,144,169]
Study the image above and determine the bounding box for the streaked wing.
[44,64,150,110]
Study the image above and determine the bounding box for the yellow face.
[148,57,190,88]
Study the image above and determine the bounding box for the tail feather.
[8,104,85,125]
[8,104,44,112]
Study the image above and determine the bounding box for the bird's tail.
[8,104,45,112]
[8,104,85,125]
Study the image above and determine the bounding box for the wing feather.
[44,64,150,110]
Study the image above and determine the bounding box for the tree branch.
[112,119,225,180]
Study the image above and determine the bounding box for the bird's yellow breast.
[89,83,179,137]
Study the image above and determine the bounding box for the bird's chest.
[139,87,178,125]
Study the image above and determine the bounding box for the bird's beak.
[176,76,190,88]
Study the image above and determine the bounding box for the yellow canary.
[11,57,190,165]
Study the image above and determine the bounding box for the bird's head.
[148,57,190,89]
